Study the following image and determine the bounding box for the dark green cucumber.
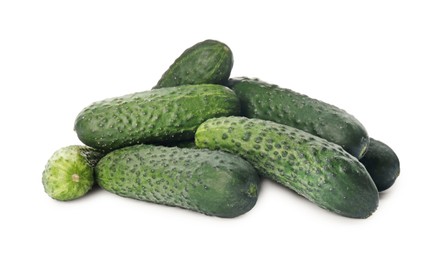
[96,144,260,218]
[42,145,104,201]
[360,138,400,192]
[228,77,369,158]
[74,84,240,151]
[154,39,233,89]
[195,116,378,218]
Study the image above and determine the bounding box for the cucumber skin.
[360,138,400,192]
[228,77,369,159]
[42,145,103,201]
[95,144,260,218]
[154,39,233,89]
[74,84,240,152]
[195,116,379,219]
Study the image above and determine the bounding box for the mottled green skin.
[195,117,378,218]
[360,138,400,192]
[96,144,260,218]
[74,84,240,151]
[228,77,369,159]
[42,145,104,201]
[154,39,233,89]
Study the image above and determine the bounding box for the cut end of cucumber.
[43,145,100,201]
[71,173,80,183]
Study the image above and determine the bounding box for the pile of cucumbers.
[42,40,400,219]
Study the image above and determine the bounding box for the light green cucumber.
[42,145,103,201]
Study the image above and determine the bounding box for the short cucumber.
[74,84,240,151]
[228,77,369,158]
[154,39,233,89]
[360,138,400,192]
[195,116,379,218]
[42,145,104,201]
[96,144,260,218]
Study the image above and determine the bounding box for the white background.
[1,1,439,259]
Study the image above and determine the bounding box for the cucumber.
[195,116,379,218]
[74,84,240,151]
[154,39,233,89]
[95,144,260,218]
[228,77,369,158]
[360,138,400,192]
[42,145,104,201]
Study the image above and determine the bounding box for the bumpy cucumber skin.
[228,77,369,159]
[95,144,260,218]
[360,138,400,192]
[195,116,379,219]
[74,84,240,151]
[154,39,234,89]
[42,145,103,201]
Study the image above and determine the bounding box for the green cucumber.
[96,144,260,218]
[42,145,104,201]
[195,116,379,218]
[228,77,369,158]
[360,138,400,192]
[74,84,240,151]
[154,39,233,89]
